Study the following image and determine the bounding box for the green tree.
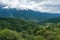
[0,29,24,40]
[34,36,47,40]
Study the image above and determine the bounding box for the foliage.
[0,17,60,40]
[0,29,24,40]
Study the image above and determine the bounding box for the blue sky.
[0,0,60,13]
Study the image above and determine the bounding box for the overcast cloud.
[0,0,60,13]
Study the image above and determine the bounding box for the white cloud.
[0,0,60,13]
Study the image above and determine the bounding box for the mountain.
[0,8,60,22]
[43,17,60,23]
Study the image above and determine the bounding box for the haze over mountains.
[0,0,60,13]
[0,8,60,22]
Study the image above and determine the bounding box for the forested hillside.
[0,17,60,40]
[43,17,60,23]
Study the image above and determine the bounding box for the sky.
[0,0,60,13]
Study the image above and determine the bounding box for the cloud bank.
[0,0,60,13]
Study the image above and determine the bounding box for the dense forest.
[0,17,60,40]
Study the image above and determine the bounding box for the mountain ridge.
[0,8,60,22]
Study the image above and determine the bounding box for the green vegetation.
[0,17,60,40]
